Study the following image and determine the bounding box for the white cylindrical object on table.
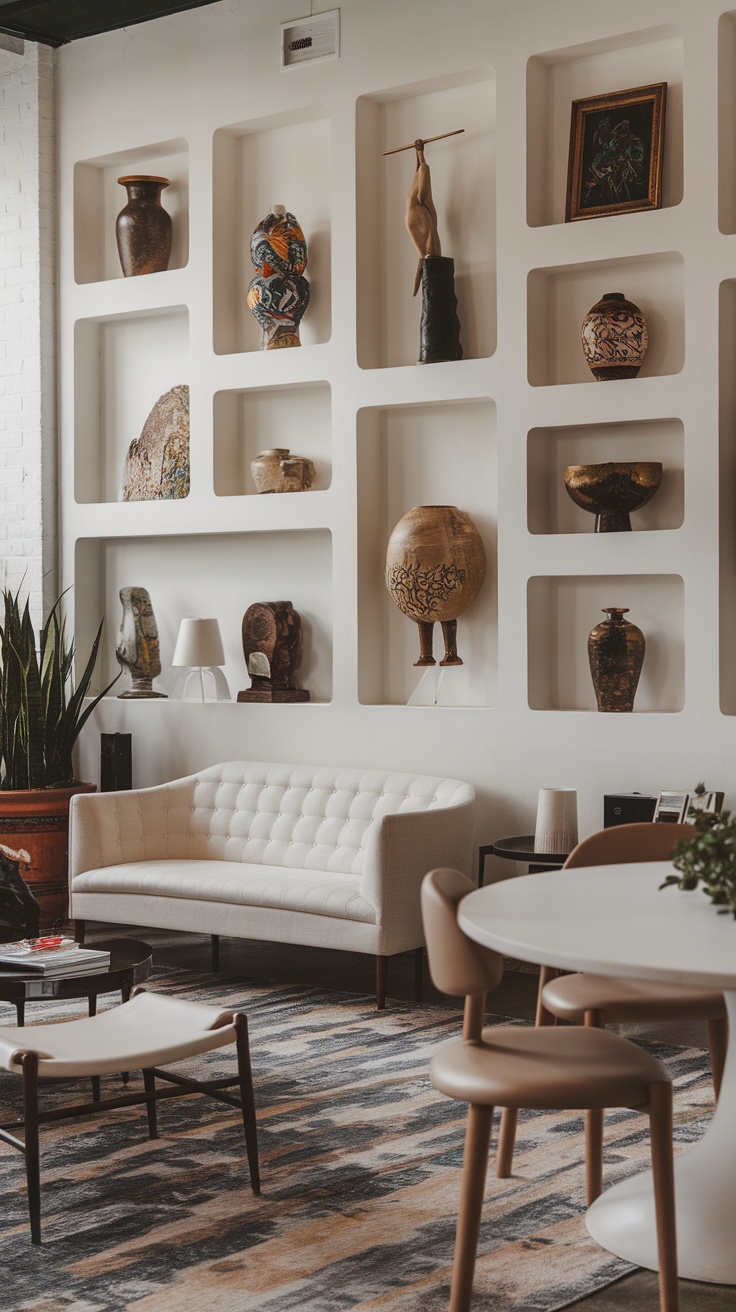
[534,788,578,855]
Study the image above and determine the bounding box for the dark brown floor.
[83,923,734,1312]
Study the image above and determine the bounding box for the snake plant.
[0,589,116,790]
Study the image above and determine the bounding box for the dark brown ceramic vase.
[588,607,645,712]
[581,292,648,381]
[116,175,172,277]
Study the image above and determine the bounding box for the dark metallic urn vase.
[588,607,645,712]
[116,175,172,277]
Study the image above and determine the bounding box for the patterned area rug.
[0,973,713,1312]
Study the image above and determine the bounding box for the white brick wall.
[0,40,57,626]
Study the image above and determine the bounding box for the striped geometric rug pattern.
[0,973,713,1312]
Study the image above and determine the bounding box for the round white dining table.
[458,860,736,1285]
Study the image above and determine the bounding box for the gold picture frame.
[566,82,667,222]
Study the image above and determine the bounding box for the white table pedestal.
[586,990,736,1284]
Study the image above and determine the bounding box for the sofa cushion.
[71,860,377,923]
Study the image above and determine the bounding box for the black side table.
[478,836,568,887]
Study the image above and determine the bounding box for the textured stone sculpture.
[116,586,167,699]
[122,384,190,501]
[237,601,310,702]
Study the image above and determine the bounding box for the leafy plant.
[660,807,736,918]
[0,588,118,790]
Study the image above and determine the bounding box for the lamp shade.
[172,618,225,668]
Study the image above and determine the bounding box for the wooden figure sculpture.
[386,505,486,666]
[116,586,167,698]
[237,601,310,703]
[384,129,464,364]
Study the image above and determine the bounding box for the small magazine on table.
[0,939,111,976]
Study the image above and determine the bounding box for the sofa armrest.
[361,792,476,954]
[69,778,196,877]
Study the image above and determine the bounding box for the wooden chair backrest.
[563,821,694,869]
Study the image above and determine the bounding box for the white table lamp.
[171,618,230,702]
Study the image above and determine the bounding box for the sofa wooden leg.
[211,935,220,971]
[414,947,423,1002]
[74,919,86,944]
[376,955,388,1010]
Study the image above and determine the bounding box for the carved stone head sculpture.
[116,586,167,699]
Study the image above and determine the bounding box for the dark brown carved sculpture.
[237,601,310,703]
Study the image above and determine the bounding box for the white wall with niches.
[57,0,736,880]
[0,38,57,621]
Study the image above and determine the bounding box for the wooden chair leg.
[211,935,220,971]
[707,1017,728,1101]
[648,1080,679,1312]
[234,1011,260,1195]
[414,947,423,1003]
[535,965,560,1027]
[74,919,86,944]
[585,1108,604,1205]
[449,1103,494,1312]
[496,1107,518,1178]
[21,1052,42,1245]
[143,1069,158,1139]
[376,955,388,1011]
[87,994,101,1103]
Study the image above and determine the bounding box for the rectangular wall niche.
[527,417,684,534]
[74,307,190,504]
[357,398,497,706]
[527,573,684,712]
[75,529,333,703]
[214,382,332,496]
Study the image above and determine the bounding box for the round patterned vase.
[581,292,648,381]
[385,505,486,667]
[588,607,645,712]
[246,205,310,349]
[115,176,172,277]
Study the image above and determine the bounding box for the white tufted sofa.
[68,761,475,1007]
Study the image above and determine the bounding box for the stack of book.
[0,939,111,977]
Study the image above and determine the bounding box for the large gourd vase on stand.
[581,292,648,381]
[385,505,485,666]
[115,176,172,277]
[588,607,645,712]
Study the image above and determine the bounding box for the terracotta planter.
[0,784,96,931]
[115,175,172,277]
[385,505,486,666]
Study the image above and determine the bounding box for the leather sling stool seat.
[421,868,679,1312]
[0,989,260,1244]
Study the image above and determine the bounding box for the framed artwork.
[566,82,667,222]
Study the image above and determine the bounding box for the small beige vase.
[250,448,316,494]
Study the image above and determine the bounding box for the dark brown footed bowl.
[564,461,663,532]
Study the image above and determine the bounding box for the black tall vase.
[116,175,172,277]
[419,256,462,364]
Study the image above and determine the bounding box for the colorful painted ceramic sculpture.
[246,205,310,349]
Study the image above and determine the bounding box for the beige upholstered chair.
[497,822,728,1196]
[0,989,259,1243]
[421,868,679,1312]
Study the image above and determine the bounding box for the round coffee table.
[0,938,153,1026]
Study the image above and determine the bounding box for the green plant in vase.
[0,588,118,929]
[660,807,736,918]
